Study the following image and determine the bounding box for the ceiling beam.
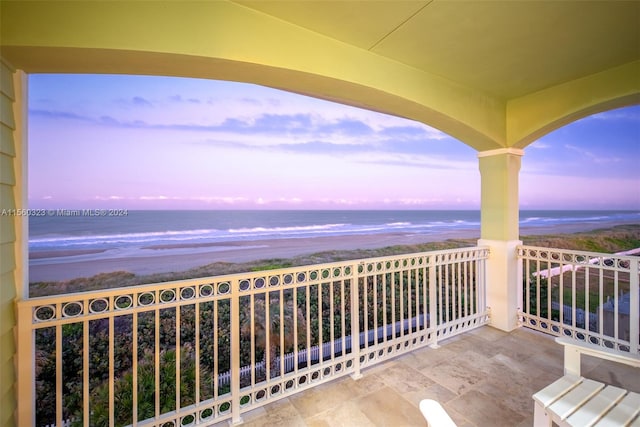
[507,61,640,149]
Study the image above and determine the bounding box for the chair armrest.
[555,337,640,376]
[419,399,457,427]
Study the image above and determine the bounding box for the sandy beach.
[29,230,475,282]
[28,219,638,283]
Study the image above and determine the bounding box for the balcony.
[16,245,639,427]
[215,326,639,427]
[3,3,639,427]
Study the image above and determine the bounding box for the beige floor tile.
[515,415,534,427]
[446,389,526,427]
[237,405,268,424]
[514,341,565,378]
[490,352,560,392]
[227,399,306,427]
[401,382,458,408]
[583,357,640,392]
[443,335,504,358]
[420,354,488,395]
[288,377,357,419]
[435,334,484,354]
[209,326,637,427]
[305,400,375,427]
[400,344,459,371]
[374,360,435,393]
[474,371,540,417]
[492,340,542,365]
[580,351,607,373]
[510,328,563,355]
[467,325,509,341]
[342,371,386,398]
[438,406,473,427]
[356,386,425,427]
[452,349,518,379]
[361,359,398,376]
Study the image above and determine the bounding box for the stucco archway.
[1,2,638,425]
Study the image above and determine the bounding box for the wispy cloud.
[379,125,447,141]
[274,140,369,154]
[30,108,444,144]
[31,105,472,171]
[588,109,640,121]
[92,195,126,200]
[528,140,551,149]
[564,144,622,164]
[194,136,474,170]
[168,94,203,104]
[357,152,476,170]
[105,195,249,205]
[27,74,640,210]
[112,96,156,108]
[30,109,94,122]
[132,96,153,107]
[223,113,316,134]
[240,97,262,106]
[139,195,172,201]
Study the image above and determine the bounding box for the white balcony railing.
[518,245,640,355]
[16,246,489,427]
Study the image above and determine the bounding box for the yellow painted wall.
[0,59,23,427]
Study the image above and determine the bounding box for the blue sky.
[28,74,640,210]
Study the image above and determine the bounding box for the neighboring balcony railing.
[16,246,489,427]
[518,246,639,355]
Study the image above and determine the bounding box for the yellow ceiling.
[0,0,638,149]
[235,0,640,100]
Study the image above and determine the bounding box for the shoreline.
[28,220,639,283]
[29,231,475,282]
[30,248,108,260]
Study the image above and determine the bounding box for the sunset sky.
[28,74,640,210]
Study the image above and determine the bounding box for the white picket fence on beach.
[533,248,640,279]
[551,301,599,328]
[217,313,427,387]
[42,419,73,427]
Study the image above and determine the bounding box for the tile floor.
[217,326,639,427]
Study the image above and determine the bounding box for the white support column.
[477,148,524,332]
[476,239,523,331]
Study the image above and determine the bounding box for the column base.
[478,239,522,332]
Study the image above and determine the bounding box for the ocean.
[29,210,640,254]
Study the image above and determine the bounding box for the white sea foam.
[228,224,347,233]
[27,210,639,253]
[30,229,220,245]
